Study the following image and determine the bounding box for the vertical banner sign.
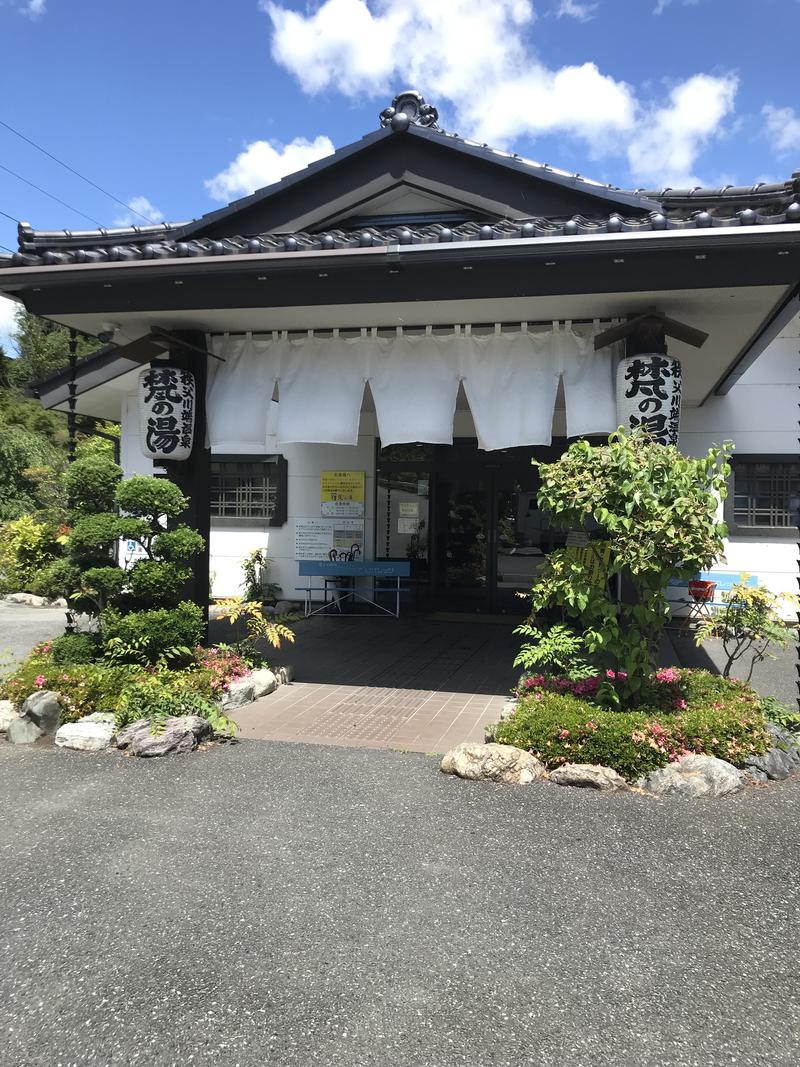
[616,354,682,446]
[139,366,196,461]
[320,470,365,516]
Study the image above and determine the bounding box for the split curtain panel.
[205,326,617,453]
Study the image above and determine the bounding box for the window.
[210,456,287,526]
[726,457,799,537]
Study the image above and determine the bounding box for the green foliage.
[67,513,124,559]
[217,598,295,655]
[0,424,64,521]
[0,648,135,723]
[513,622,594,679]
[0,514,62,593]
[115,475,188,523]
[101,603,206,663]
[30,558,81,601]
[528,431,732,706]
[152,527,205,563]
[114,673,238,737]
[6,309,100,389]
[49,632,101,666]
[759,695,800,733]
[493,670,769,780]
[64,455,122,516]
[694,576,799,682]
[241,548,282,603]
[127,560,191,606]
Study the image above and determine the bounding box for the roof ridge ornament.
[380,90,439,132]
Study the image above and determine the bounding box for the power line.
[0,117,153,224]
[0,161,102,226]
[0,207,19,224]
[0,243,14,254]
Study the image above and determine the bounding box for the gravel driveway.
[1,740,798,1066]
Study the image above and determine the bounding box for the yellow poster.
[564,542,612,587]
[320,470,365,517]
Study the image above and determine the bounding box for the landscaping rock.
[767,724,800,764]
[55,720,115,752]
[0,700,20,735]
[639,754,744,798]
[221,679,256,710]
[3,592,46,606]
[275,665,294,686]
[743,748,795,781]
[6,717,43,744]
[249,668,278,698]
[549,763,629,791]
[440,742,545,785]
[499,699,518,723]
[116,715,213,757]
[81,712,116,725]
[273,600,294,616]
[21,690,62,734]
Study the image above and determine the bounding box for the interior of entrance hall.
[377,439,576,615]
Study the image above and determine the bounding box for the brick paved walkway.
[229,616,519,753]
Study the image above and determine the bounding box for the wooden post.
[162,331,211,631]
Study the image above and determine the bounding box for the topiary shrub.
[64,455,122,518]
[493,669,770,780]
[49,632,100,666]
[100,602,205,663]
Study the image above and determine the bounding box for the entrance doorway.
[375,439,568,614]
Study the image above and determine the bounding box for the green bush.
[492,670,769,780]
[152,527,205,563]
[115,476,188,523]
[115,673,237,737]
[30,558,81,601]
[49,632,100,666]
[64,455,122,517]
[101,602,205,663]
[127,560,191,606]
[0,652,135,723]
[0,515,61,593]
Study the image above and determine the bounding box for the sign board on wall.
[320,471,365,517]
[295,519,365,561]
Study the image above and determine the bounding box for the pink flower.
[558,729,570,740]
[34,675,46,689]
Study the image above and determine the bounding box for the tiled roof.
[3,93,800,268]
[6,202,800,268]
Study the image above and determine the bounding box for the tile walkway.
[226,615,520,753]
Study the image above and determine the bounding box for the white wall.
[678,326,798,613]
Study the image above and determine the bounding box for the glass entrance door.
[433,470,489,609]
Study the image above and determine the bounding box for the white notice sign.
[295,519,365,561]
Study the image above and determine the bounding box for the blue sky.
[1,0,799,349]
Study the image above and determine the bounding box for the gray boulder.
[743,748,795,781]
[766,724,800,764]
[116,715,213,757]
[6,718,43,744]
[249,668,278,698]
[549,763,629,791]
[0,700,20,735]
[441,742,545,785]
[221,678,256,710]
[21,690,62,734]
[4,592,46,606]
[639,754,744,798]
[55,720,115,752]
[275,664,294,686]
[273,600,294,616]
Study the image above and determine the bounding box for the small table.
[296,560,411,618]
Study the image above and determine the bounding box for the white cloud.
[555,0,598,20]
[204,135,335,202]
[0,295,20,356]
[263,0,635,151]
[113,196,164,227]
[260,0,737,186]
[653,0,701,13]
[762,104,800,158]
[626,73,738,187]
[21,0,46,17]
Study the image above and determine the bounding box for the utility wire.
[0,207,19,224]
[0,117,153,224]
[0,161,102,226]
[0,243,14,253]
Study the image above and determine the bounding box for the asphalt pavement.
[0,602,68,668]
[1,739,798,1066]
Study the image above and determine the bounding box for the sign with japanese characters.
[138,365,195,461]
[295,518,365,561]
[320,470,365,516]
[615,353,682,446]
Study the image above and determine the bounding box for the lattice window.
[210,457,287,524]
[732,460,800,530]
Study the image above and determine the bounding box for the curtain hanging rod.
[209,316,621,341]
